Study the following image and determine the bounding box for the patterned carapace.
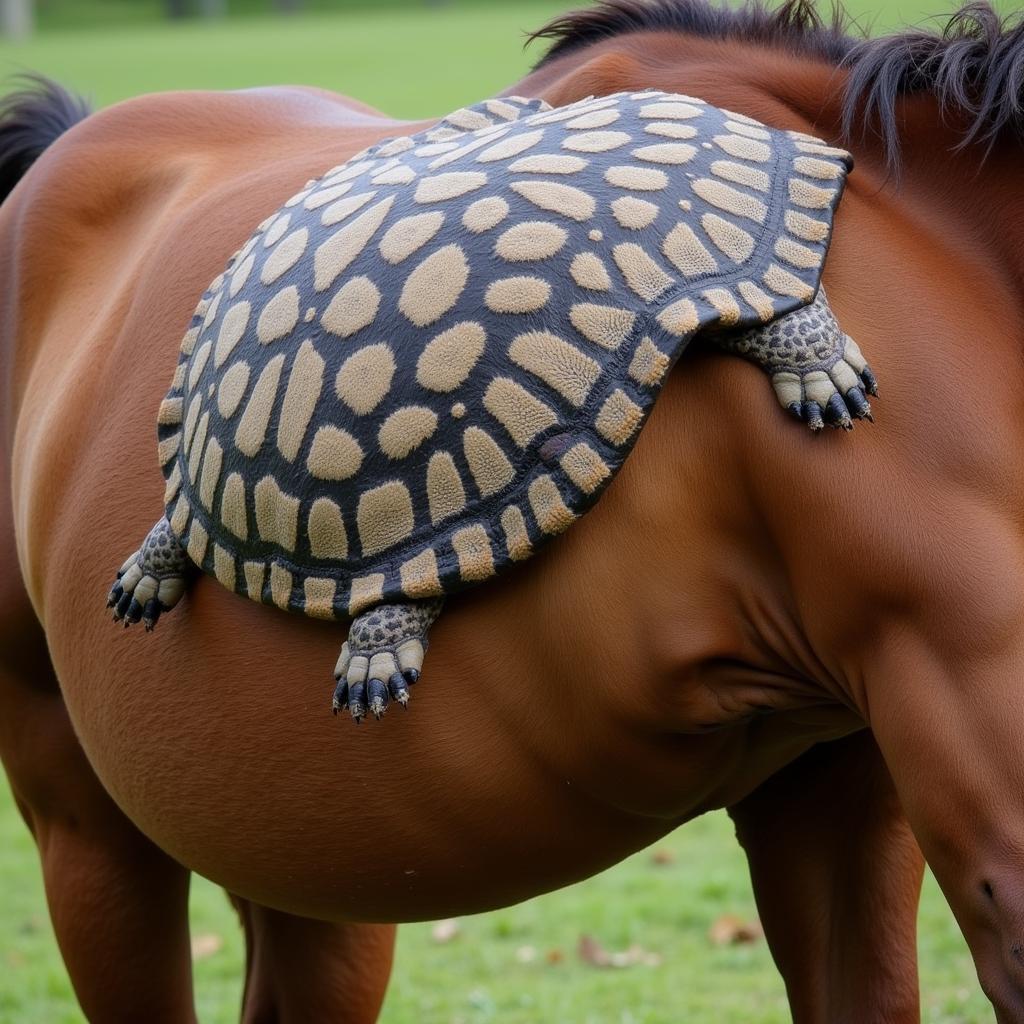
[154,90,853,620]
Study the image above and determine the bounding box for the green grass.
[0,0,1018,117]
[0,781,993,1023]
[0,3,567,117]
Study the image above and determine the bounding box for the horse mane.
[529,0,1024,161]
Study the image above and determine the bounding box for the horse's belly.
[44,568,673,922]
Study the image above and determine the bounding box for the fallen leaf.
[578,933,662,968]
[544,947,565,965]
[708,914,763,947]
[650,848,676,866]
[515,944,537,964]
[431,918,460,944]
[191,933,223,959]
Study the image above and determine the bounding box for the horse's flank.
[2,2,1024,1019]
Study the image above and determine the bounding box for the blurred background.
[0,0,1016,115]
[0,0,1014,1021]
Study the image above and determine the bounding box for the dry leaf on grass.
[431,918,461,943]
[191,933,223,959]
[577,933,663,968]
[545,948,565,965]
[707,914,763,947]
[650,848,676,866]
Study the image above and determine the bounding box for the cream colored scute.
[463,426,515,497]
[256,286,300,345]
[357,481,415,556]
[307,497,348,559]
[509,180,596,222]
[417,322,486,392]
[320,276,381,338]
[254,475,300,552]
[336,344,395,415]
[399,243,470,327]
[378,406,439,460]
[483,377,558,448]
[569,303,637,351]
[494,221,567,262]
[235,354,285,457]
[426,451,467,525]
[484,276,550,314]
[462,196,509,233]
[307,425,364,481]
[378,211,445,265]
[276,341,324,462]
[509,331,601,407]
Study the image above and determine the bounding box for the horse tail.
[0,76,91,204]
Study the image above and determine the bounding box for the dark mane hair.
[529,0,1024,160]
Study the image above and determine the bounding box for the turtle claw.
[771,366,871,433]
[107,518,188,630]
[388,672,410,707]
[803,400,825,432]
[825,392,853,430]
[331,599,443,724]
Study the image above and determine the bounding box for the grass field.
[0,0,1017,115]
[0,781,996,1024]
[0,0,1014,1020]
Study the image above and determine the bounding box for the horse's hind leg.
[728,731,924,1024]
[0,461,197,1021]
[231,896,395,1023]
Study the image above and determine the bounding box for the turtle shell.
[156,90,852,620]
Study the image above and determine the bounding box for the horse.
[2,0,1024,1018]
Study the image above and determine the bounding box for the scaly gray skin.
[332,599,445,722]
[712,287,879,431]
[107,516,189,629]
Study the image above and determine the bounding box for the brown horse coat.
[3,2,1024,1020]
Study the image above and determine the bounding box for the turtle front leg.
[106,517,189,630]
[332,598,445,723]
[712,287,878,431]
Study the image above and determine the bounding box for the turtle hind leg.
[714,287,878,432]
[332,598,444,723]
[106,517,189,630]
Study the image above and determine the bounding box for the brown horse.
[2,0,1024,1019]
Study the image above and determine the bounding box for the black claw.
[402,667,420,686]
[125,599,144,625]
[107,583,123,609]
[825,392,853,430]
[803,400,825,432]
[331,679,348,716]
[861,366,879,397]
[142,599,161,631]
[367,678,389,720]
[845,386,872,420]
[787,402,803,422]
[115,590,133,620]
[388,671,410,707]
[348,681,367,723]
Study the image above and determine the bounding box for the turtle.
[106,90,877,723]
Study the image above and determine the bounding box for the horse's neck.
[513,34,1024,307]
